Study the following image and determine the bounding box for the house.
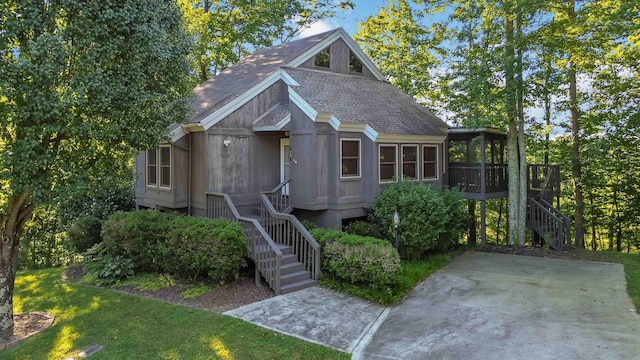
[134,27,449,229]
[134,28,570,294]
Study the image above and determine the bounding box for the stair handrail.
[538,198,572,248]
[259,193,321,280]
[205,192,282,294]
[261,178,291,213]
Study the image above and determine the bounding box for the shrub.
[157,216,247,282]
[311,228,400,288]
[83,242,134,286]
[102,210,247,282]
[101,210,172,271]
[344,220,380,238]
[67,216,103,252]
[371,181,466,259]
[301,220,318,231]
[19,206,73,269]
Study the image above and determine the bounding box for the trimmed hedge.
[101,210,247,281]
[371,181,466,259]
[310,228,400,288]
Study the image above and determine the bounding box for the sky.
[297,0,387,38]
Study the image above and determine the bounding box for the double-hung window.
[402,145,418,180]
[379,145,397,183]
[423,145,438,180]
[147,145,171,189]
[341,139,361,178]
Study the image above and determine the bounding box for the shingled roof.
[188,29,340,124]
[283,67,447,136]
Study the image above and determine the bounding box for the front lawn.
[6,267,349,360]
[319,250,461,305]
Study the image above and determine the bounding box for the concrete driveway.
[354,252,640,359]
[226,252,640,359]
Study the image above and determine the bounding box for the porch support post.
[481,200,487,245]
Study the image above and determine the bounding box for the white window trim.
[401,144,420,181]
[146,149,157,187]
[159,145,172,190]
[422,144,439,181]
[340,138,361,179]
[379,144,398,184]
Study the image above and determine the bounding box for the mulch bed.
[0,312,55,351]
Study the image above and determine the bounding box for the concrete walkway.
[226,252,640,359]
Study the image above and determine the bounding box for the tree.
[0,0,192,339]
[179,0,355,82]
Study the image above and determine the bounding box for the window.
[159,145,171,188]
[423,145,438,180]
[402,145,418,180]
[314,47,330,68]
[349,51,363,73]
[341,139,360,178]
[147,149,157,186]
[379,145,397,183]
[147,146,171,189]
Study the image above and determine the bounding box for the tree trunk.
[0,191,35,340]
[568,0,585,248]
[515,5,527,247]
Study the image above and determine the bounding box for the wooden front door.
[280,138,290,195]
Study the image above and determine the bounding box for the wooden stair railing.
[206,192,282,294]
[526,197,571,251]
[261,178,291,213]
[259,193,321,281]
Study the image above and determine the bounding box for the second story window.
[147,145,171,189]
[314,47,330,68]
[349,51,363,73]
[379,145,397,183]
[341,139,361,178]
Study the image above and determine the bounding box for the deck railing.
[528,164,561,204]
[259,194,321,280]
[206,192,282,294]
[448,163,508,192]
[261,178,291,213]
[527,197,571,251]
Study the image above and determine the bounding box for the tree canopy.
[0,0,193,339]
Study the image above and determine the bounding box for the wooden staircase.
[205,178,320,295]
[526,165,572,250]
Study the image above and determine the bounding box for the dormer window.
[349,51,363,73]
[314,47,330,68]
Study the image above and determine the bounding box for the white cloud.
[295,19,340,39]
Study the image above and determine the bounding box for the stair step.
[281,270,311,286]
[280,279,316,294]
[280,262,304,275]
[253,243,291,255]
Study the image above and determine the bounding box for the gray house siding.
[190,131,207,217]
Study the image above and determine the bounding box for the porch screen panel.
[402,145,418,179]
[160,146,171,188]
[423,145,438,179]
[341,139,360,178]
[379,145,397,182]
[147,149,157,186]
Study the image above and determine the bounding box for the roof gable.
[170,28,387,141]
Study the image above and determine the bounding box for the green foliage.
[182,284,214,299]
[83,243,134,287]
[371,181,466,259]
[301,220,318,231]
[117,273,176,291]
[311,228,400,288]
[66,216,103,253]
[19,207,73,269]
[102,211,247,282]
[158,217,247,282]
[57,185,135,225]
[344,220,381,238]
[319,252,457,305]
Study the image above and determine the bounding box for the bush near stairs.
[101,210,246,282]
[310,228,400,288]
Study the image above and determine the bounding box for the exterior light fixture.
[393,211,400,252]
[223,138,231,147]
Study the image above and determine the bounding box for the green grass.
[319,250,460,305]
[7,268,349,360]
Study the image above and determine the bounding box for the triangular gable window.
[314,47,330,68]
[349,51,363,73]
